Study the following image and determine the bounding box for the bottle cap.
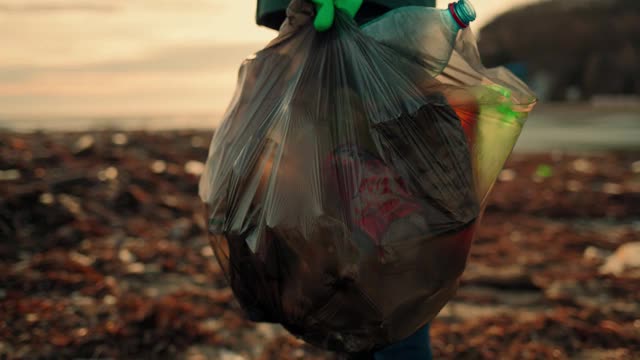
[449,0,476,29]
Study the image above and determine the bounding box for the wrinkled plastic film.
[363,6,536,203]
[200,0,536,353]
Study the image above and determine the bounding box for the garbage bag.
[199,0,536,353]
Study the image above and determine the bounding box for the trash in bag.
[199,0,536,353]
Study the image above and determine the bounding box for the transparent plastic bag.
[199,0,536,353]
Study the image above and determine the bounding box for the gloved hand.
[311,0,363,32]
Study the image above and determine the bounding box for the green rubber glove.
[312,0,363,32]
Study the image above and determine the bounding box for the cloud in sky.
[0,3,119,12]
[0,42,261,117]
[0,0,222,13]
[0,1,277,118]
[0,1,273,67]
[1,42,262,78]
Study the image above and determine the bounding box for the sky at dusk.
[0,0,544,119]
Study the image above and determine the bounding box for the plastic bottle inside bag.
[362,0,476,77]
[363,0,534,204]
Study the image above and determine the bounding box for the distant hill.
[478,0,640,101]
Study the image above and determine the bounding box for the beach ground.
[1,131,639,359]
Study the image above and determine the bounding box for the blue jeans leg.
[374,324,433,360]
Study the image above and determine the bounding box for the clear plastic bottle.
[362,0,476,77]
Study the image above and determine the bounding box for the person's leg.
[374,324,433,360]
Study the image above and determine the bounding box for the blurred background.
[1,0,639,144]
[1,1,639,359]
